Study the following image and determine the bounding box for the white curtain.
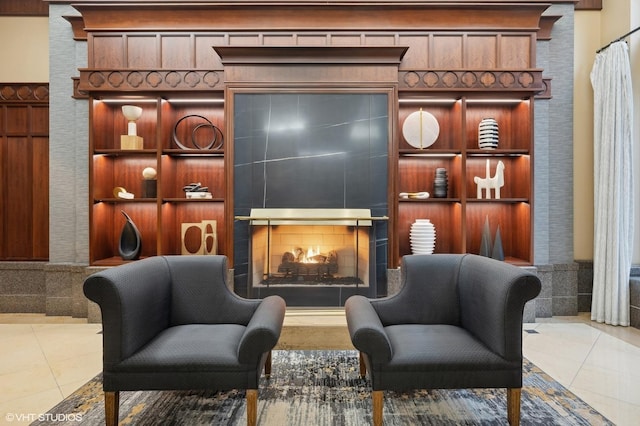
[590,41,634,326]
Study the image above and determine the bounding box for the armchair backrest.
[458,254,541,360]
[373,254,463,325]
[166,255,260,326]
[84,256,173,366]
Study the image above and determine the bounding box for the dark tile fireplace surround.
[231,93,389,306]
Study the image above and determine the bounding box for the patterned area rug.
[34,350,612,425]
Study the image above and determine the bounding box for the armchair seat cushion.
[385,324,517,372]
[116,324,247,373]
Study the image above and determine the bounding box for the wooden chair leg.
[246,389,258,426]
[359,352,367,378]
[104,391,119,426]
[507,388,521,426]
[264,351,272,379]
[372,390,383,426]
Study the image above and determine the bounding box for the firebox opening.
[248,209,373,288]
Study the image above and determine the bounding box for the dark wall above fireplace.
[233,92,388,210]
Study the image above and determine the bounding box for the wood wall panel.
[127,36,159,68]
[432,36,463,69]
[195,35,226,69]
[5,137,33,258]
[162,36,193,69]
[228,35,261,46]
[398,35,429,69]
[296,35,329,46]
[331,35,362,45]
[31,136,49,259]
[263,34,295,46]
[499,36,532,68]
[0,84,49,261]
[364,35,396,46]
[31,106,49,135]
[0,0,48,16]
[466,36,497,68]
[92,36,125,68]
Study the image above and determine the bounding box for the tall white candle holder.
[121,105,144,149]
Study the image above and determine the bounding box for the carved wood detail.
[78,70,223,93]
[536,78,553,99]
[399,70,544,93]
[0,84,49,103]
[72,77,89,99]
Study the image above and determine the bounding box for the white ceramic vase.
[410,219,436,255]
[478,118,499,149]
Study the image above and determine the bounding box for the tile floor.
[0,312,639,425]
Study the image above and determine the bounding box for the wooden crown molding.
[73,1,551,32]
[214,45,409,65]
[63,16,87,41]
[538,15,561,40]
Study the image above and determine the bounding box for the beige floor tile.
[585,333,640,374]
[522,347,583,388]
[0,364,59,404]
[32,324,102,363]
[0,329,49,376]
[571,362,640,406]
[569,386,640,426]
[48,351,102,388]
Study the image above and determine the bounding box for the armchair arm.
[458,255,541,361]
[237,295,286,364]
[83,257,172,367]
[344,296,393,364]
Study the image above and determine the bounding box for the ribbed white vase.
[478,118,499,149]
[410,219,436,255]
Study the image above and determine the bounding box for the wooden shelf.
[89,98,226,265]
[94,149,157,156]
[399,198,461,203]
[163,198,224,203]
[396,95,533,265]
[94,198,157,204]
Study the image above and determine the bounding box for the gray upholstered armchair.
[345,254,541,426]
[84,255,286,426]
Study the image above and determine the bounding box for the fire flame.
[295,246,321,263]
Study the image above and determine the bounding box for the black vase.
[118,210,142,260]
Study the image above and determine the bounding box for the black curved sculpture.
[118,210,141,260]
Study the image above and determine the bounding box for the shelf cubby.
[89,97,225,266]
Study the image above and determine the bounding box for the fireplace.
[249,208,373,287]
[231,91,390,306]
[238,208,384,306]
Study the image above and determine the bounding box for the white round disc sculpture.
[402,110,440,149]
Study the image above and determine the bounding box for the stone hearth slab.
[275,308,353,350]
